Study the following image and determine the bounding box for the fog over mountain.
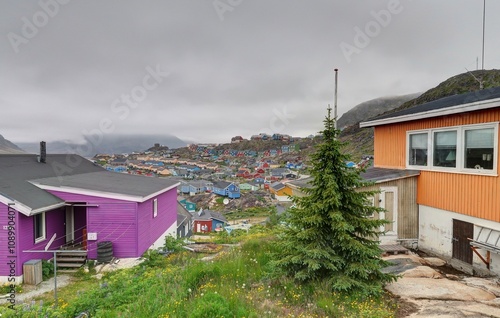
[16,134,187,156]
[0,134,26,154]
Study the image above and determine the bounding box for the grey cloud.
[1,0,499,145]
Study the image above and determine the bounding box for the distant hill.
[340,69,500,161]
[337,93,420,129]
[17,134,187,156]
[385,69,500,115]
[0,134,26,154]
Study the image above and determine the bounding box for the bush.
[42,259,54,280]
[190,292,234,318]
[141,250,167,268]
[163,235,185,252]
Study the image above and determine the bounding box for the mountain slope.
[340,69,500,161]
[17,134,187,155]
[0,134,26,154]
[337,93,419,129]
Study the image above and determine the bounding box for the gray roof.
[0,154,179,214]
[271,168,288,176]
[212,181,232,189]
[360,167,420,183]
[177,202,192,226]
[32,171,179,199]
[287,177,314,189]
[192,209,227,223]
[287,168,420,188]
[0,154,104,213]
[270,182,285,191]
[366,86,500,122]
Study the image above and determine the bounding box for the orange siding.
[373,108,500,222]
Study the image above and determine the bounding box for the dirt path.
[0,275,72,305]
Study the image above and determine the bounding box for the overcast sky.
[2,0,499,145]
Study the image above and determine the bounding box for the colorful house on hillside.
[177,202,192,238]
[0,153,179,283]
[192,209,227,233]
[178,197,197,212]
[360,87,500,275]
[269,182,293,202]
[212,181,240,199]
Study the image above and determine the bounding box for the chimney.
[39,141,46,163]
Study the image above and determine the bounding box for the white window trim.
[153,198,158,218]
[406,122,499,175]
[34,212,46,243]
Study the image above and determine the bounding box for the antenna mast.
[334,68,338,129]
[482,0,486,70]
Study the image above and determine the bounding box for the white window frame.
[406,122,498,175]
[407,131,430,168]
[153,198,158,218]
[34,212,46,243]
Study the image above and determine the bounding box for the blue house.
[212,181,240,199]
[179,197,197,212]
[105,165,127,173]
[144,160,164,166]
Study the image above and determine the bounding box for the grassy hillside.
[1,231,398,317]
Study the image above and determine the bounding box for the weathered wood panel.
[363,176,419,239]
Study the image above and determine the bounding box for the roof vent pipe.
[39,141,46,163]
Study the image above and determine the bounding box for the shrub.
[190,292,234,318]
[42,259,54,280]
[163,235,185,252]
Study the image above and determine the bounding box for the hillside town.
[3,1,500,316]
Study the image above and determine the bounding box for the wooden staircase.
[55,250,87,272]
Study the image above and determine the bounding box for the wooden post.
[82,228,87,250]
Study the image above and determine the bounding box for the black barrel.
[97,241,113,263]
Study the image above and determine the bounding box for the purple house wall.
[137,189,177,252]
[0,204,9,277]
[17,208,66,276]
[0,153,180,282]
[47,189,177,259]
[0,204,66,277]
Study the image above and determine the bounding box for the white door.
[65,206,75,243]
[379,187,398,236]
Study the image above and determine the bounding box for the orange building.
[361,87,500,275]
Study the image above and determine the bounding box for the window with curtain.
[433,130,457,167]
[465,128,494,170]
[409,133,428,166]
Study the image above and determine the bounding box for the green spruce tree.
[271,107,396,297]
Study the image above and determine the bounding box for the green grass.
[0,231,398,318]
[225,206,273,220]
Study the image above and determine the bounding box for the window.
[409,133,428,166]
[153,198,158,218]
[464,128,494,170]
[407,123,498,174]
[34,212,46,243]
[433,131,457,167]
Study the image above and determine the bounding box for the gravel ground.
[0,275,72,305]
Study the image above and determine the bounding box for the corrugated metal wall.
[373,108,500,221]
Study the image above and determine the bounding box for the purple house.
[0,153,179,284]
